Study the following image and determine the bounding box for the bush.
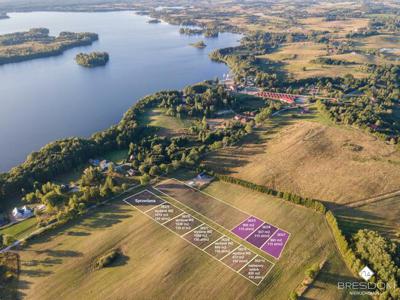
[94,249,121,269]
[2,234,15,246]
[305,263,320,280]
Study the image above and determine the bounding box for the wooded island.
[75,51,109,67]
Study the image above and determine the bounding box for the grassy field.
[138,108,193,137]
[204,109,400,205]
[202,180,357,299]
[103,149,128,163]
[13,178,359,300]
[336,196,400,240]
[358,34,400,51]
[0,217,37,240]
[262,42,367,79]
[297,17,369,34]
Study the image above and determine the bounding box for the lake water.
[0,11,240,172]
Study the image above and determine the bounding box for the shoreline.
[0,11,238,173]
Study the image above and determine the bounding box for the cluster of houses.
[89,158,137,177]
[233,112,255,124]
[222,73,257,93]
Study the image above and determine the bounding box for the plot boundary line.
[153,184,275,264]
[155,178,291,260]
[237,255,258,274]
[156,177,290,239]
[144,202,165,213]
[230,216,266,238]
[260,229,292,260]
[150,187,275,285]
[123,189,274,286]
[202,235,237,252]
[161,212,186,225]
[181,223,206,237]
[202,235,224,251]
[219,244,242,261]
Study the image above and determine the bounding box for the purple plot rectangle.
[261,229,289,259]
[246,223,278,248]
[231,216,263,239]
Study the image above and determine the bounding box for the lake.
[0,11,240,172]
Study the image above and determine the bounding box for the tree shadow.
[21,257,62,267]
[22,205,133,247]
[66,231,90,236]
[19,269,53,278]
[83,212,132,229]
[109,253,130,268]
[34,249,83,258]
[332,205,394,238]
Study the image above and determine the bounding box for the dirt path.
[333,189,400,211]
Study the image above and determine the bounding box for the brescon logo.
[359,266,374,281]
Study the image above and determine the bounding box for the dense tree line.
[312,57,355,65]
[353,229,400,299]
[325,211,364,280]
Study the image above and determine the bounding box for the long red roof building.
[256,91,297,104]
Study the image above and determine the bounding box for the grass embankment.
[204,109,400,205]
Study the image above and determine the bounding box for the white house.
[12,206,33,219]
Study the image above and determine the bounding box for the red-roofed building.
[256,91,297,104]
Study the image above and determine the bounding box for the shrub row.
[212,173,327,213]
[325,211,363,276]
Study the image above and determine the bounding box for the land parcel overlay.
[124,188,275,285]
[232,217,290,259]
[155,179,290,260]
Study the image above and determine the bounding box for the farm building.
[256,91,298,104]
